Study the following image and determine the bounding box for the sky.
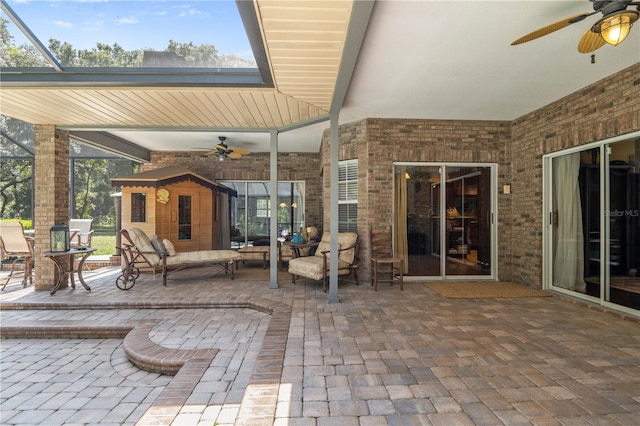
[3,0,255,60]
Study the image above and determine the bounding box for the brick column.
[34,126,69,291]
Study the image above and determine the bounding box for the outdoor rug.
[426,281,551,299]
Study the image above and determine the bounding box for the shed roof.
[110,165,234,195]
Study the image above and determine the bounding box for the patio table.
[43,247,96,295]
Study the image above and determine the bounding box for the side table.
[282,241,319,258]
[43,248,96,295]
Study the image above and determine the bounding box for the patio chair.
[0,222,34,290]
[69,218,94,248]
[370,226,403,291]
[288,231,360,292]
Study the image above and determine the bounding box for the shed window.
[131,193,146,222]
[178,195,192,240]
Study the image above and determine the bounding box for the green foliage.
[0,16,251,227]
[0,159,33,219]
[2,17,252,68]
[72,158,135,227]
[0,218,32,229]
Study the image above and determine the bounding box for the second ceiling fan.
[199,136,251,161]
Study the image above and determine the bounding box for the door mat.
[233,264,290,281]
[426,282,551,299]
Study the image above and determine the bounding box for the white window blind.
[338,160,358,232]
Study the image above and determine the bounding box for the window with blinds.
[338,160,358,232]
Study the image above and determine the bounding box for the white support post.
[328,113,340,303]
[269,130,279,289]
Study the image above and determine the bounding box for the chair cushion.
[166,250,240,266]
[315,240,339,258]
[288,256,352,281]
[315,231,356,264]
[162,239,176,256]
[128,228,161,266]
[337,232,358,264]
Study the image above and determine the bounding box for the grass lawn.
[91,234,117,256]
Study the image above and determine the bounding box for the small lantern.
[50,223,70,252]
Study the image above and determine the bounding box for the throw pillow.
[150,235,167,255]
[162,239,176,256]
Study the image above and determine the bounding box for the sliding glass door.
[220,181,305,248]
[395,163,495,279]
[547,136,640,313]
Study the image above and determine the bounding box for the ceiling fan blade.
[215,144,228,151]
[578,28,607,53]
[230,148,251,155]
[227,152,243,159]
[205,151,219,156]
[511,13,591,45]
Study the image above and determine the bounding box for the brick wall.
[510,62,640,288]
[34,127,70,291]
[30,64,636,292]
[321,118,512,283]
[142,151,323,231]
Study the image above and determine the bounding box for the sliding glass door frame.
[394,162,498,282]
[543,130,640,317]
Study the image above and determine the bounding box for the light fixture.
[593,10,639,46]
[218,154,225,162]
[50,223,70,252]
[279,202,298,208]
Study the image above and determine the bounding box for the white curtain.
[394,168,409,272]
[552,153,586,291]
[220,193,231,249]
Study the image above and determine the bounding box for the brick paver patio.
[1,265,639,425]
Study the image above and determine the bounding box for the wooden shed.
[111,166,235,252]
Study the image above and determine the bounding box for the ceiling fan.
[512,1,639,53]
[196,136,251,161]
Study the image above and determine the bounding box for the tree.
[1,16,251,224]
[0,116,35,220]
[0,159,32,219]
[1,17,48,67]
[72,157,135,226]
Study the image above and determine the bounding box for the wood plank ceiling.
[0,0,354,132]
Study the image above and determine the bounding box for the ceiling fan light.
[218,155,225,162]
[595,11,638,46]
